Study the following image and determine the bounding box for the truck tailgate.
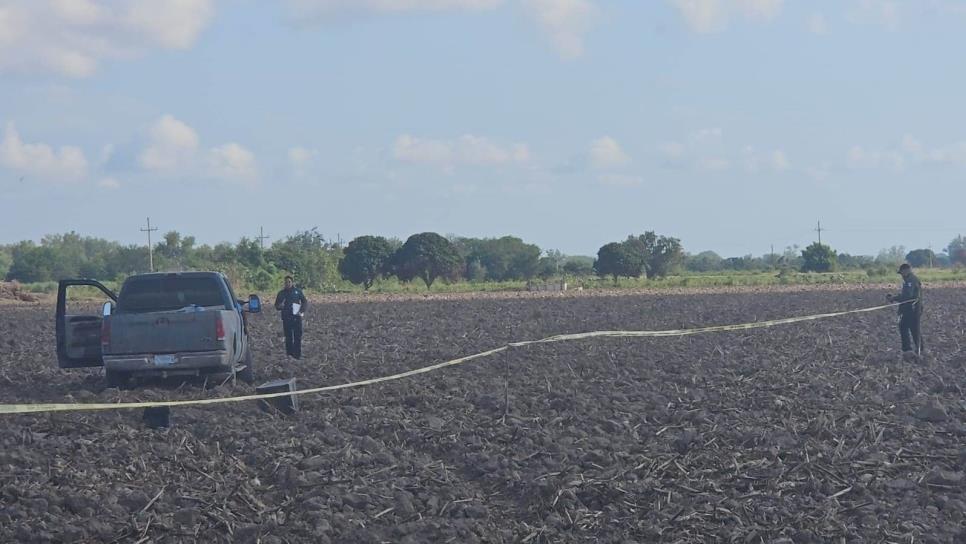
[108,309,225,355]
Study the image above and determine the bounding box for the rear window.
[118,277,227,313]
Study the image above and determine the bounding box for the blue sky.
[2,0,966,257]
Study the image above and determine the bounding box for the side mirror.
[247,295,261,313]
[102,301,114,317]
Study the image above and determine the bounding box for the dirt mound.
[0,281,38,303]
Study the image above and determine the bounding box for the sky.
[2,0,966,258]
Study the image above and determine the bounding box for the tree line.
[2,231,964,291]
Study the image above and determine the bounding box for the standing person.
[886,263,924,356]
[274,276,307,359]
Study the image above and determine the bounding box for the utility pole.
[815,221,824,245]
[140,217,158,272]
[929,244,934,268]
[256,226,270,250]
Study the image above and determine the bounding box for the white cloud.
[658,130,790,174]
[286,0,597,59]
[0,122,88,181]
[690,127,723,143]
[771,150,789,171]
[393,135,452,165]
[669,0,783,33]
[392,134,530,168]
[208,143,258,184]
[807,12,828,34]
[0,0,215,77]
[742,145,789,172]
[928,143,966,165]
[285,0,504,18]
[850,0,899,29]
[288,146,317,165]
[97,177,121,189]
[901,135,966,166]
[138,115,200,171]
[288,146,319,176]
[522,0,599,59]
[847,135,966,171]
[589,136,630,168]
[699,157,730,171]
[847,145,904,170]
[135,114,258,184]
[658,141,686,161]
[598,173,643,187]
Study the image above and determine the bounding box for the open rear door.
[56,279,117,368]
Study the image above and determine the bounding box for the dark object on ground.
[142,406,171,428]
[257,378,298,415]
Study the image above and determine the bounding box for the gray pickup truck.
[56,272,262,387]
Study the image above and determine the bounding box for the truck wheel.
[105,369,130,388]
[238,348,255,385]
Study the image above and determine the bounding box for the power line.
[140,217,158,272]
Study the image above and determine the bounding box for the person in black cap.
[886,263,923,356]
[274,276,307,359]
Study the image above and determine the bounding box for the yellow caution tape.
[0,301,909,415]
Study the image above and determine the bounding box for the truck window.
[118,277,228,313]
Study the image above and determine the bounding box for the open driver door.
[56,279,117,368]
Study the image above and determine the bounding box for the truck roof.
[125,271,225,281]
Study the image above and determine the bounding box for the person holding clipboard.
[274,275,307,359]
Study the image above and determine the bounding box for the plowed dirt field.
[1,287,964,543]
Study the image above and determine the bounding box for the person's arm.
[298,291,307,315]
[274,290,285,311]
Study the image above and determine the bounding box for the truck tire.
[105,369,130,388]
[238,347,255,384]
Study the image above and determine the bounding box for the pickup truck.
[56,272,262,387]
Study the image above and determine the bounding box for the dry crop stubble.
[0,287,964,542]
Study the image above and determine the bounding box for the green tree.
[562,257,594,276]
[107,245,150,278]
[535,257,558,280]
[723,255,762,271]
[0,246,12,279]
[946,235,966,266]
[392,232,463,289]
[6,242,57,282]
[338,235,395,290]
[594,242,644,284]
[459,236,541,281]
[267,229,341,290]
[837,253,874,270]
[235,238,266,269]
[685,251,723,273]
[465,258,487,282]
[905,248,935,268]
[537,249,565,279]
[623,232,684,278]
[801,242,837,272]
[781,244,803,269]
[875,245,906,267]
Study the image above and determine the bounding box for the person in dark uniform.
[886,263,923,356]
[274,276,307,359]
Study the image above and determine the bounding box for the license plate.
[154,354,176,366]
